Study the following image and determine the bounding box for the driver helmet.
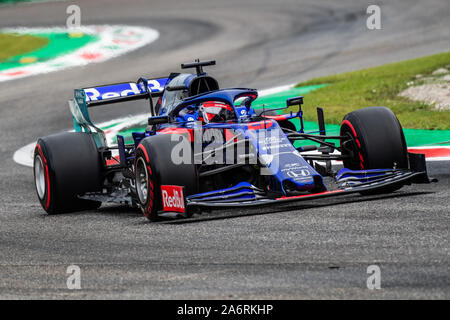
[201,101,235,123]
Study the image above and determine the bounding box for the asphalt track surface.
[0,0,449,299]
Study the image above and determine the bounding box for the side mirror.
[286,96,304,133]
[148,115,169,126]
[286,96,303,107]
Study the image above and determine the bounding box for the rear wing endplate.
[69,89,107,148]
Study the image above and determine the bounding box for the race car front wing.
[174,152,433,215]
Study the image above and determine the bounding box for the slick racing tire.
[34,132,102,214]
[255,109,296,132]
[134,134,198,221]
[340,107,408,194]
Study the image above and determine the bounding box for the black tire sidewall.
[135,134,198,221]
[34,132,102,214]
[135,145,159,221]
[341,107,408,170]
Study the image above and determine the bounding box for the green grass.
[292,52,450,130]
[0,33,49,62]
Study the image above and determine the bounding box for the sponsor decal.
[161,185,185,213]
[84,83,142,101]
[84,79,168,102]
[286,169,310,178]
[284,163,309,169]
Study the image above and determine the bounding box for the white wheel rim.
[34,154,46,200]
[135,157,148,204]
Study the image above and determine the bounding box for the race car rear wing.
[83,77,169,107]
[68,77,169,148]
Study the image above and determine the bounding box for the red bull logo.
[161,185,185,213]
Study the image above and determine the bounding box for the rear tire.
[34,132,102,214]
[134,134,198,221]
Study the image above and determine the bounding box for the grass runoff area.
[0,33,49,62]
[291,52,450,130]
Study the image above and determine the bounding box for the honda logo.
[287,169,310,178]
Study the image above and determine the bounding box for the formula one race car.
[33,60,431,220]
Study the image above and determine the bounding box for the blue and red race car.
[33,60,430,221]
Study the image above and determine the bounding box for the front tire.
[134,134,198,221]
[340,107,408,170]
[340,107,408,194]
